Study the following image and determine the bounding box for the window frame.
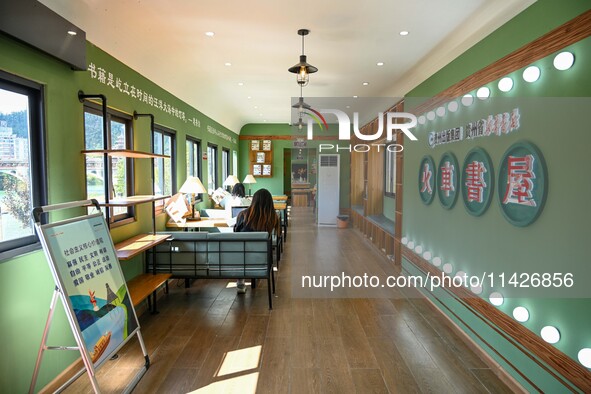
[83,102,135,226]
[186,136,202,202]
[384,143,396,198]
[152,125,176,212]
[0,71,48,261]
[207,144,218,192]
[222,148,230,182]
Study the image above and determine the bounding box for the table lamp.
[243,174,257,197]
[179,176,207,220]
[223,175,240,192]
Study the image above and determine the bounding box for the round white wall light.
[442,263,453,274]
[418,115,426,125]
[436,106,446,117]
[523,66,541,83]
[407,241,415,249]
[578,348,591,368]
[476,87,490,100]
[423,251,432,261]
[498,77,514,92]
[470,285,483,295]
[461,94,474,106]
[447,101,459,112]
[427,111,436,121]
[553,51,575,71]
[432,257,442,267]
[401,237,408,245]
[414,245,423,254]
[489,292,504,306]
[513,306,530,322]
[540,326,560,344]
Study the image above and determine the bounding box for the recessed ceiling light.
[399,31,409,36]
[523,66,540,83]
[376,62,384,66]
[346,105,351,109]
[67,30,77,36]
[362,82,369,86]
[238,82,244,86]
[254,106,258,109]
[353,95,358,98]
[498,77,514,92]
[247,96,252,99]
[205,31,215,37]
[553,51,575,70]
[263,120,267,122]
[540,326,560,344]
[476,86,490,99]
[224,62,232,66]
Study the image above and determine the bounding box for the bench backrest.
[149,232,208,276]
[207,232,270,275]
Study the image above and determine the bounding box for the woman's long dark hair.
[238,188,279,235]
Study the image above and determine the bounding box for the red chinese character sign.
[461,147,494,216]
[437,152,459,209]
[418,155,436,205]
[497,141,547,226]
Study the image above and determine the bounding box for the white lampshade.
[223,175,240,187]
[243,174,257,184]
[179,176,207,194]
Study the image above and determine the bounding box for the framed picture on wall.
[262,140,272,151]
[256,152,265,163]
[291,163,308,183]
[262,164,272,176]
[251,140,260,151]
[385,144,396,197]
[252,164,262,176]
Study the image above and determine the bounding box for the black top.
[234,212,256,233]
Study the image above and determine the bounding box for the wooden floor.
[64,207,513,393]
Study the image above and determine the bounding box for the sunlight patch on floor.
[216,345,262,377]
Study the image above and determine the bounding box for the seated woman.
[233,188,280,293]
[223,183,252,219]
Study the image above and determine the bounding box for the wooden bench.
[126,273,172,313]
[350,210,396,257]
[147,232,276,309]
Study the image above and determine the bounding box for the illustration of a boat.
[90,331,111,363]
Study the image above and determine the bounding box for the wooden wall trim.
[239,135,338,141]
[402,247,591,392]
[411,8,591,115]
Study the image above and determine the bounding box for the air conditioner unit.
[317,154,339,226]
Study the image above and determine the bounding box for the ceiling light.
[513,306,529,322]
[362,82,369,86]
[461,94,474,106]
[432,257,442,267]
[489,292,504,306]
[238,82,244,86]
[436,106,445,117]
[247,96,252,99]
[470,285,483,294]
[578,348,591,368]
[553,51,575,70]
[353,95,358,98]
[399,31,409,36]
[476,87,490,99]
[225,62,232,66]
[401,237,408,245]
[540,326,560,344]
[254,106,258,109]
[523,66,540,83]
[407,241,415,249]
[414,245,423,254]
[205,31,215,37]
[67,30,77,36]
[418,115,426,124]
[426,111,435,120]
[498,77,514,92]
[442,263,453,274]
[423,251,432,260]
[376,62,384,66]
[288,29,318,87]
[447,101,458,112]
[346,105,351,109]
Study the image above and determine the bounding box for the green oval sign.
[418,155,436,205]
[497,141,547,227]
[461,147,494,216]
[437,152,459,210]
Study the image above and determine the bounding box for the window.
[222,148,230,181]
[83,103,134,224]
[233,150,238,176]
[0,71,47,260]
[207,144,218,193]
[385,144,396,197]
[153,127,176,210]
[186,137,202,201]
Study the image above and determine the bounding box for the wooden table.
[166,218,229,229]
[272,195,288,202]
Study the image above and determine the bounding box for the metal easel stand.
[28,200,150,394]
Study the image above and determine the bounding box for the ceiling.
[39,0,534,133]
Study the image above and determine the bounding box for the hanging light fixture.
[288,29,318,86]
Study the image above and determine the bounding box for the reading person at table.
[223,183,251,218]
[233,188,280,294]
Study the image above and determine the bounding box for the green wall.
[402,1,591,391]
[239,123,351,210]
[0,34,237,392]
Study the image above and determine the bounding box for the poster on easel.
[40,212,139,366]
[30,200,148,394]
